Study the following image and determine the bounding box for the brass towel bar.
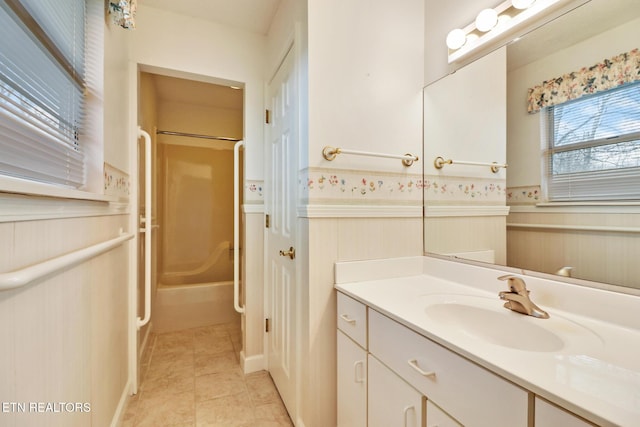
[434,156,507,173]
[323,146,418,167]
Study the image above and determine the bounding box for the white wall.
[0,216,131,427]
[307,0,424,173]
[130,5,266,182]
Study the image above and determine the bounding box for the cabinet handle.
[340,314,357,324]
[408,359,436,378]
[403,405,415,427]
[354,360,365,383]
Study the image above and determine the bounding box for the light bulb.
[446,29,467,50]
[512,0,536,9]
[475,8,498,32]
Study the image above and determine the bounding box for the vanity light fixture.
[446,0,568,64]
[446,28,467,50]
[475,8,499,32]
[512,0,537,9]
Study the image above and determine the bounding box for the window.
[544,81,640,202]
[0,0,88,189]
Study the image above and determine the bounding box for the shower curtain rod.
[156,129,241,142]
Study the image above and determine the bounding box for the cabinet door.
[427,400,462,427]
[535,397,595,427]
[337,330,367,427]
[368,354,424,427]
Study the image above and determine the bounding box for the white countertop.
[335,256,640,427]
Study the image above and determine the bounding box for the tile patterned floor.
[121,323,293,427]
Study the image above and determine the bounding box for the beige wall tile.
[338,217,423,261]
[243,211,265,361]
[0,222,14,271]
[0,215,130,427]
[302,217,424,427]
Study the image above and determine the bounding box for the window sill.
[0,175,120,202]
[0,176,129,222]
[509,202,640,214]
[536,201,640,207]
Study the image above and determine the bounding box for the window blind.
[544,82,640,201]
[0,0,86,188]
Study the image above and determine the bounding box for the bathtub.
[152,281,240,333]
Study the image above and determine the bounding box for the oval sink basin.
[422,294,601,353]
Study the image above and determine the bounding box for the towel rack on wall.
[434,156,507,173]
[322,146,419,167]
[0,230,134,292]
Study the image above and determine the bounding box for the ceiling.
[137,0,282,35]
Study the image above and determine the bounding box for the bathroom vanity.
[335,256,640,427]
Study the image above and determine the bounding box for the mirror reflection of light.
[555,355,640,411]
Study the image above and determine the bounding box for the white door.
[265,45,297,418]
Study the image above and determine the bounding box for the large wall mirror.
[423,0,640,291]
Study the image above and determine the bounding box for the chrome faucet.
[497,275,549,319]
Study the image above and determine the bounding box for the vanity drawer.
[369,309,529,427]
[337,292,367,348]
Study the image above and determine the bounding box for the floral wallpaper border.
[506,185,541,205]
[299,168,508,205]
[300,168,423,205]
[104,163,130,198]
[423,174,506,204]
[527,48,640,113]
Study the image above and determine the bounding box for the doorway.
[135,69,244,384]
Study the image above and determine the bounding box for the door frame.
[127,62,249,394]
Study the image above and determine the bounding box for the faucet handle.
[497,274,528,293]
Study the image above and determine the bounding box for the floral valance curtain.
[527,48,640,113]
[109,0,137,29]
